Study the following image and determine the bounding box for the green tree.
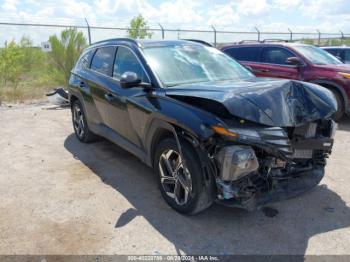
[127,14,153,39]
[48,28,87,86]
[19,36,45,72]
[0,40,23,88]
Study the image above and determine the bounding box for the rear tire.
[71,99,97,143]
[154,138,213,215]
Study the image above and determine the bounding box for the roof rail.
[262,39,289,43]
[90,38,139,47]
[181,39,213,47]
[237,40,261,44]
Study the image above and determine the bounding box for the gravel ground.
[0,102,349,255]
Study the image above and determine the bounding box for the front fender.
[142,96,221,166]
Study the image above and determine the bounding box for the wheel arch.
[145,119,202,168]
[146,119,217,206]
[311,80,349,113]
[69,94,79,105]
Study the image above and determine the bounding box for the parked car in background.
[221,42,350,120]
[322,46,350,64]
[69,38,337,215]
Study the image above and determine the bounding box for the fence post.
[316,29,321,46]
[158,23,164,39]
[340,30,344,44]
[254,27,260,42]
[211,25,217,47]
[288,28,293,42]
[85,18,91,45]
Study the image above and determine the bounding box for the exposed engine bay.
[208,119,337,210]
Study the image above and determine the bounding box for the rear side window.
[90,46,116,76]
[325,49,343,60]
[223,47,261,62]
[261,47,295,65]
[113,46,148,82]
[325,48,339,56]
[76,50,93,70]
[344,50,350,63]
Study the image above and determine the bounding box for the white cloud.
[2,0,17,11]
[207,3,239,27]
[300,0,350,18]
[1,0,350,45]
[94,0,137,16]
[159,0,203,24]
[236,0,270,16]
[273,0,301,10]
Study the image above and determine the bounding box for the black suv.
[69,38,337,214]
[322,46,350,64]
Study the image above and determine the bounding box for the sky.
[1,0,350,45]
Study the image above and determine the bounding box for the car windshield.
[294,45,343,65]
[143,44,254,86]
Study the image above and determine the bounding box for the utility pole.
[158,23,164,39]
[316,29,321,46]
[254,27,260,42]
[288,28,293,42]
[85,18,91,45]
[211,25,217,47]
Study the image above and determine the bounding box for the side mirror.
[286,57,304,67]
[120,72,141,88]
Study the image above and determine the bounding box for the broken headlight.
[215,145,259,181]
[212,126,261,141]
[228,128,260,140]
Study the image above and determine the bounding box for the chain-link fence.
[1,20,350,47]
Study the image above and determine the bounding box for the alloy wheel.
[73,103,85,139]
[158,149,192,205]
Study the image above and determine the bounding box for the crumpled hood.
[165,78,337,127]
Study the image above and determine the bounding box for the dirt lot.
[0,101,350,255]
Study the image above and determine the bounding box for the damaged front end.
[209,119,337,210]
[166,79,338,210]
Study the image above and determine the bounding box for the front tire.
[71,100,97,143]
[331,90,345,121]
[154,138,213,215]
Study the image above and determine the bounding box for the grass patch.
[0,68,60,103]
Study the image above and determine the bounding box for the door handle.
[79,81,86,88]
[104,92,117,102]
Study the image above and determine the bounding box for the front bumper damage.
[218,167,324,211]
[209,119,336,211]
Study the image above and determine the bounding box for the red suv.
[221,42,350,119]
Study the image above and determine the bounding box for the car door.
[103,46,151,147]
[259,46,300,80]
[70,49,103,125]
[89,46,117,125]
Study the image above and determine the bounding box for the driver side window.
[262,47,295,65]
[113,46,149,82]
